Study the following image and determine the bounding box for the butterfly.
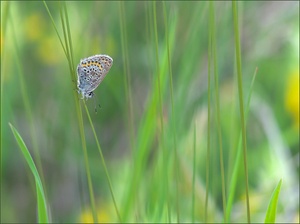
[77,54,113,100]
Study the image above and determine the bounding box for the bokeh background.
[1,1,299,223]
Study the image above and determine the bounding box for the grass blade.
[205,2,213,221]
[226,67,258,221]
[232,1,251,222]
[192,123,196,222]
[43,2,98,222]
[9,2,48,203]
[210,2,227,221]
[120,7,177,221]
[264,179,282,223]
[163,2,176,222]
[42,1,67,56]
[9,123,49,223]
[119,1,135,150]
[59,4,98,222]
[84,103,122,222]
[153,2,169,221]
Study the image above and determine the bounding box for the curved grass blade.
[9,123,49,223]
[264,179,282,223]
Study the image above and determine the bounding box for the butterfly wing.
[77,55,113,97]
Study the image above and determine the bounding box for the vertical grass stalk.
[43,1,98,222]
[163,2,174,222]
[118,2,137,221]
[161,3,180,222]
[153,2,168,221]
[192,123,196,222]
[205,5,213,221]
[60,3,98,222]
[232,2,251,222]
[119,2,135,152]
[84,104,122,222]
[120,2,176,221]
[226,67,258,221]
[210,2,227,221]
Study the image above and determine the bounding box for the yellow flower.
[89,34,116,56]
[79,204,113,223]
[24,13,46,42]
[37,36,62,65]
[285,70,299,128]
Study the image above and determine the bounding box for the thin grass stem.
[192,123,196,222]
[47,3,98,222]
[162,2,173,222]
[232,2,251,223]
[43,1,67,56]
[205,4,213,221]
[9,10,48,205]
[119,2,135,151]
[210,2,227,221]
[226,67,258,221]
[83,103,122,222]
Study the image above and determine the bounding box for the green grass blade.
[163,2,176,222]
[43,1,67,56]
[9,3,48,202]
[9,123,49,223]
[63,2,75,74]
[226,67,258,221]
[153,2,169,221]
[84,103,122,222]
[59,6,98,223]
[205,2,213,222]
[36,181,47,223]
[118,1,135,151]
[59,4,73,76]
[232,1,251,222]
[120,8,177,221]
[264,179,282,223]
[43,3,98,222]
[192,123,196,222]
[210,2,227,221]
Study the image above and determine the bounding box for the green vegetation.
[1,1,299,223]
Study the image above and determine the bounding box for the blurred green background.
[1,1,299,223]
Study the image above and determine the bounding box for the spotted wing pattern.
[77,54,113,99]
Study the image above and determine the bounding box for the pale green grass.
[210,2,227,221]
[2,1,292,223]
[264,179,282,223]
[232,1,250,222]
[9,123,49,223]
[44,1,120,222]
